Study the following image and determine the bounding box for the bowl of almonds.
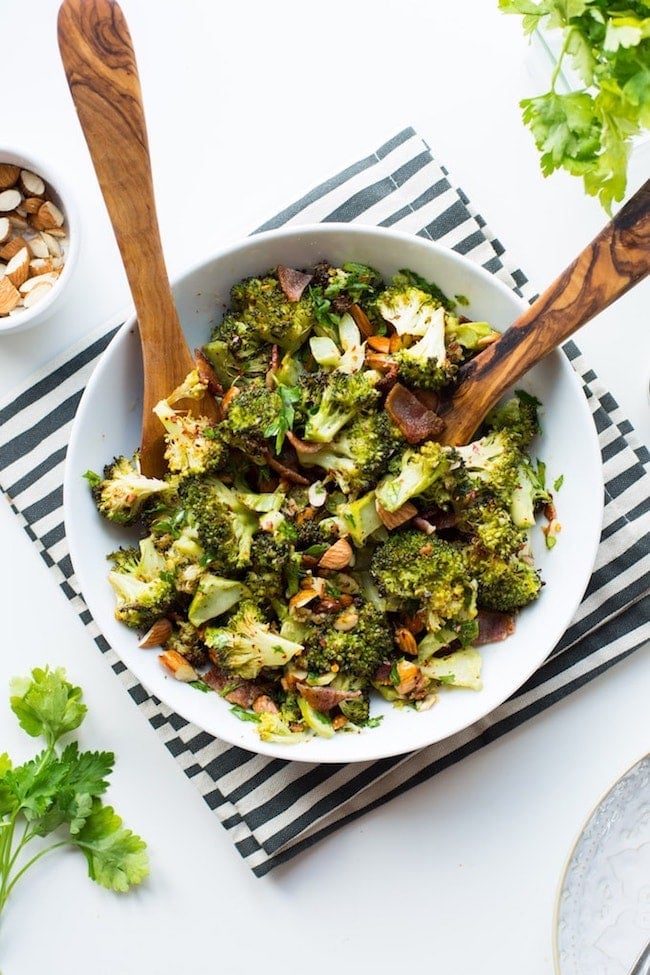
[0,149,78,334]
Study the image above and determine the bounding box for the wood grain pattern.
[58,0,218,476]
[438,179,650,446]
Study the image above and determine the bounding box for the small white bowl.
[0,148,79,335]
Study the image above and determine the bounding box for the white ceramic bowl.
[0,148,79,335]
[63,224,603,763]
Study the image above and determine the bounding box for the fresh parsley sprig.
[499,0,650,212]
[0,666,149,920]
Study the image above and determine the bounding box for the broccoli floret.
[376,284,445,338]
[394,321,458,391]
[221,381,283,460]
[468,545,543,613]
[178,475,258,574]
[484,390,542,449]
[257,708,309,744]
[455,427,550,530]
[302,602,393,681]
[229,273,317,352]
[244,530,295,607]
[302,369,380,443]
[152,377,226,476]
[107,537,176,630]
[370,529,477,631]
[203,314,271,390]
[203,599,304,679]
[295,411,403,495]
[330,673,371,724]
[375,440,457,513]
[444,316,500,354]
[164,618,208,668]
[453,490,529,558]
[84,454,172,526]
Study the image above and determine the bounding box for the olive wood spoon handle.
[57,0,218,476]
[439,179,650,445]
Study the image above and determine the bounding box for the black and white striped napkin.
[1,128,648,876]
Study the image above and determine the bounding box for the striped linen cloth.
[1,127,648,876]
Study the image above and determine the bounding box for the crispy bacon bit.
[475,610,516,646]
[375,363,400,394]
[385,382,445,444]
[203,665,271,708]
[348,302,375,338]
[295,682,362,714]
[277,264,313,302]
[411,388,440,414]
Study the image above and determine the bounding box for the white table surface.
[0,2,648,972]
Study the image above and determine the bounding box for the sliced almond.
[139,618,173,648]
[20,271,59,293]
[0,163,20,191]
[158,649,198,682]
[27,236,50,259]
[0,188,22,212]
[21,196,44,215]
[394,626,418,656]
[19,169,45,198]
[0,235,28,261]
[0,217,10,244]
[28,258,55,277]
[5,246,30,288]
[31,200,64,230]
[318,537,353,570]
[0,276,20,314]
[40,231,62,257]
[376,499,418,529]
[366,334,391,353]
[22,282,53,308]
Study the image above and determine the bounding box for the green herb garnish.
[0,667,149,919]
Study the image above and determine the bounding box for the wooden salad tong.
[58,0,219,477]
[58,0,650,468]
[439,178,650,445]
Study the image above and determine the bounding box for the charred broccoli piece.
[106,537,176,631]
[152,372,226,477]
[221,381,283,461]
[375,440,457,513]
[302,368,380,443]
[229,272,317,352]
[393,325,459,391]
[295,411,403,495]
[370,529,477,632]
[84,454,172,526]
[202,314,271,390]
[203,599,304,679]
[484,390,543,449]
[468,544,543,613]
[302,601,394,681]
[178,474,258,574]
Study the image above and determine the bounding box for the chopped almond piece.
[22,282,53,308]
[5,246,30,288]
[0,217,10,244]
[0,276,20,315]
[0,163,20,191]
[0,188,22,212]
[158,649,198,682]
[0,235,28,261]
[19,169,45,197]
[31,200,64,230]
[376,499,418,529]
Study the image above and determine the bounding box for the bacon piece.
[203,665,270,708]
[295,682,362,714]
[475,610,516,646]
[385,382,445,443]
[277,264,313,302]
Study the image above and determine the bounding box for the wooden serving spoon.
[57,0,219,477]
[438,179,650,445]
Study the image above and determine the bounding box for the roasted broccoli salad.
[85,261,559,745]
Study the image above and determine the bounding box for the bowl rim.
[0,146,80,335]
[63,222,604,763]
